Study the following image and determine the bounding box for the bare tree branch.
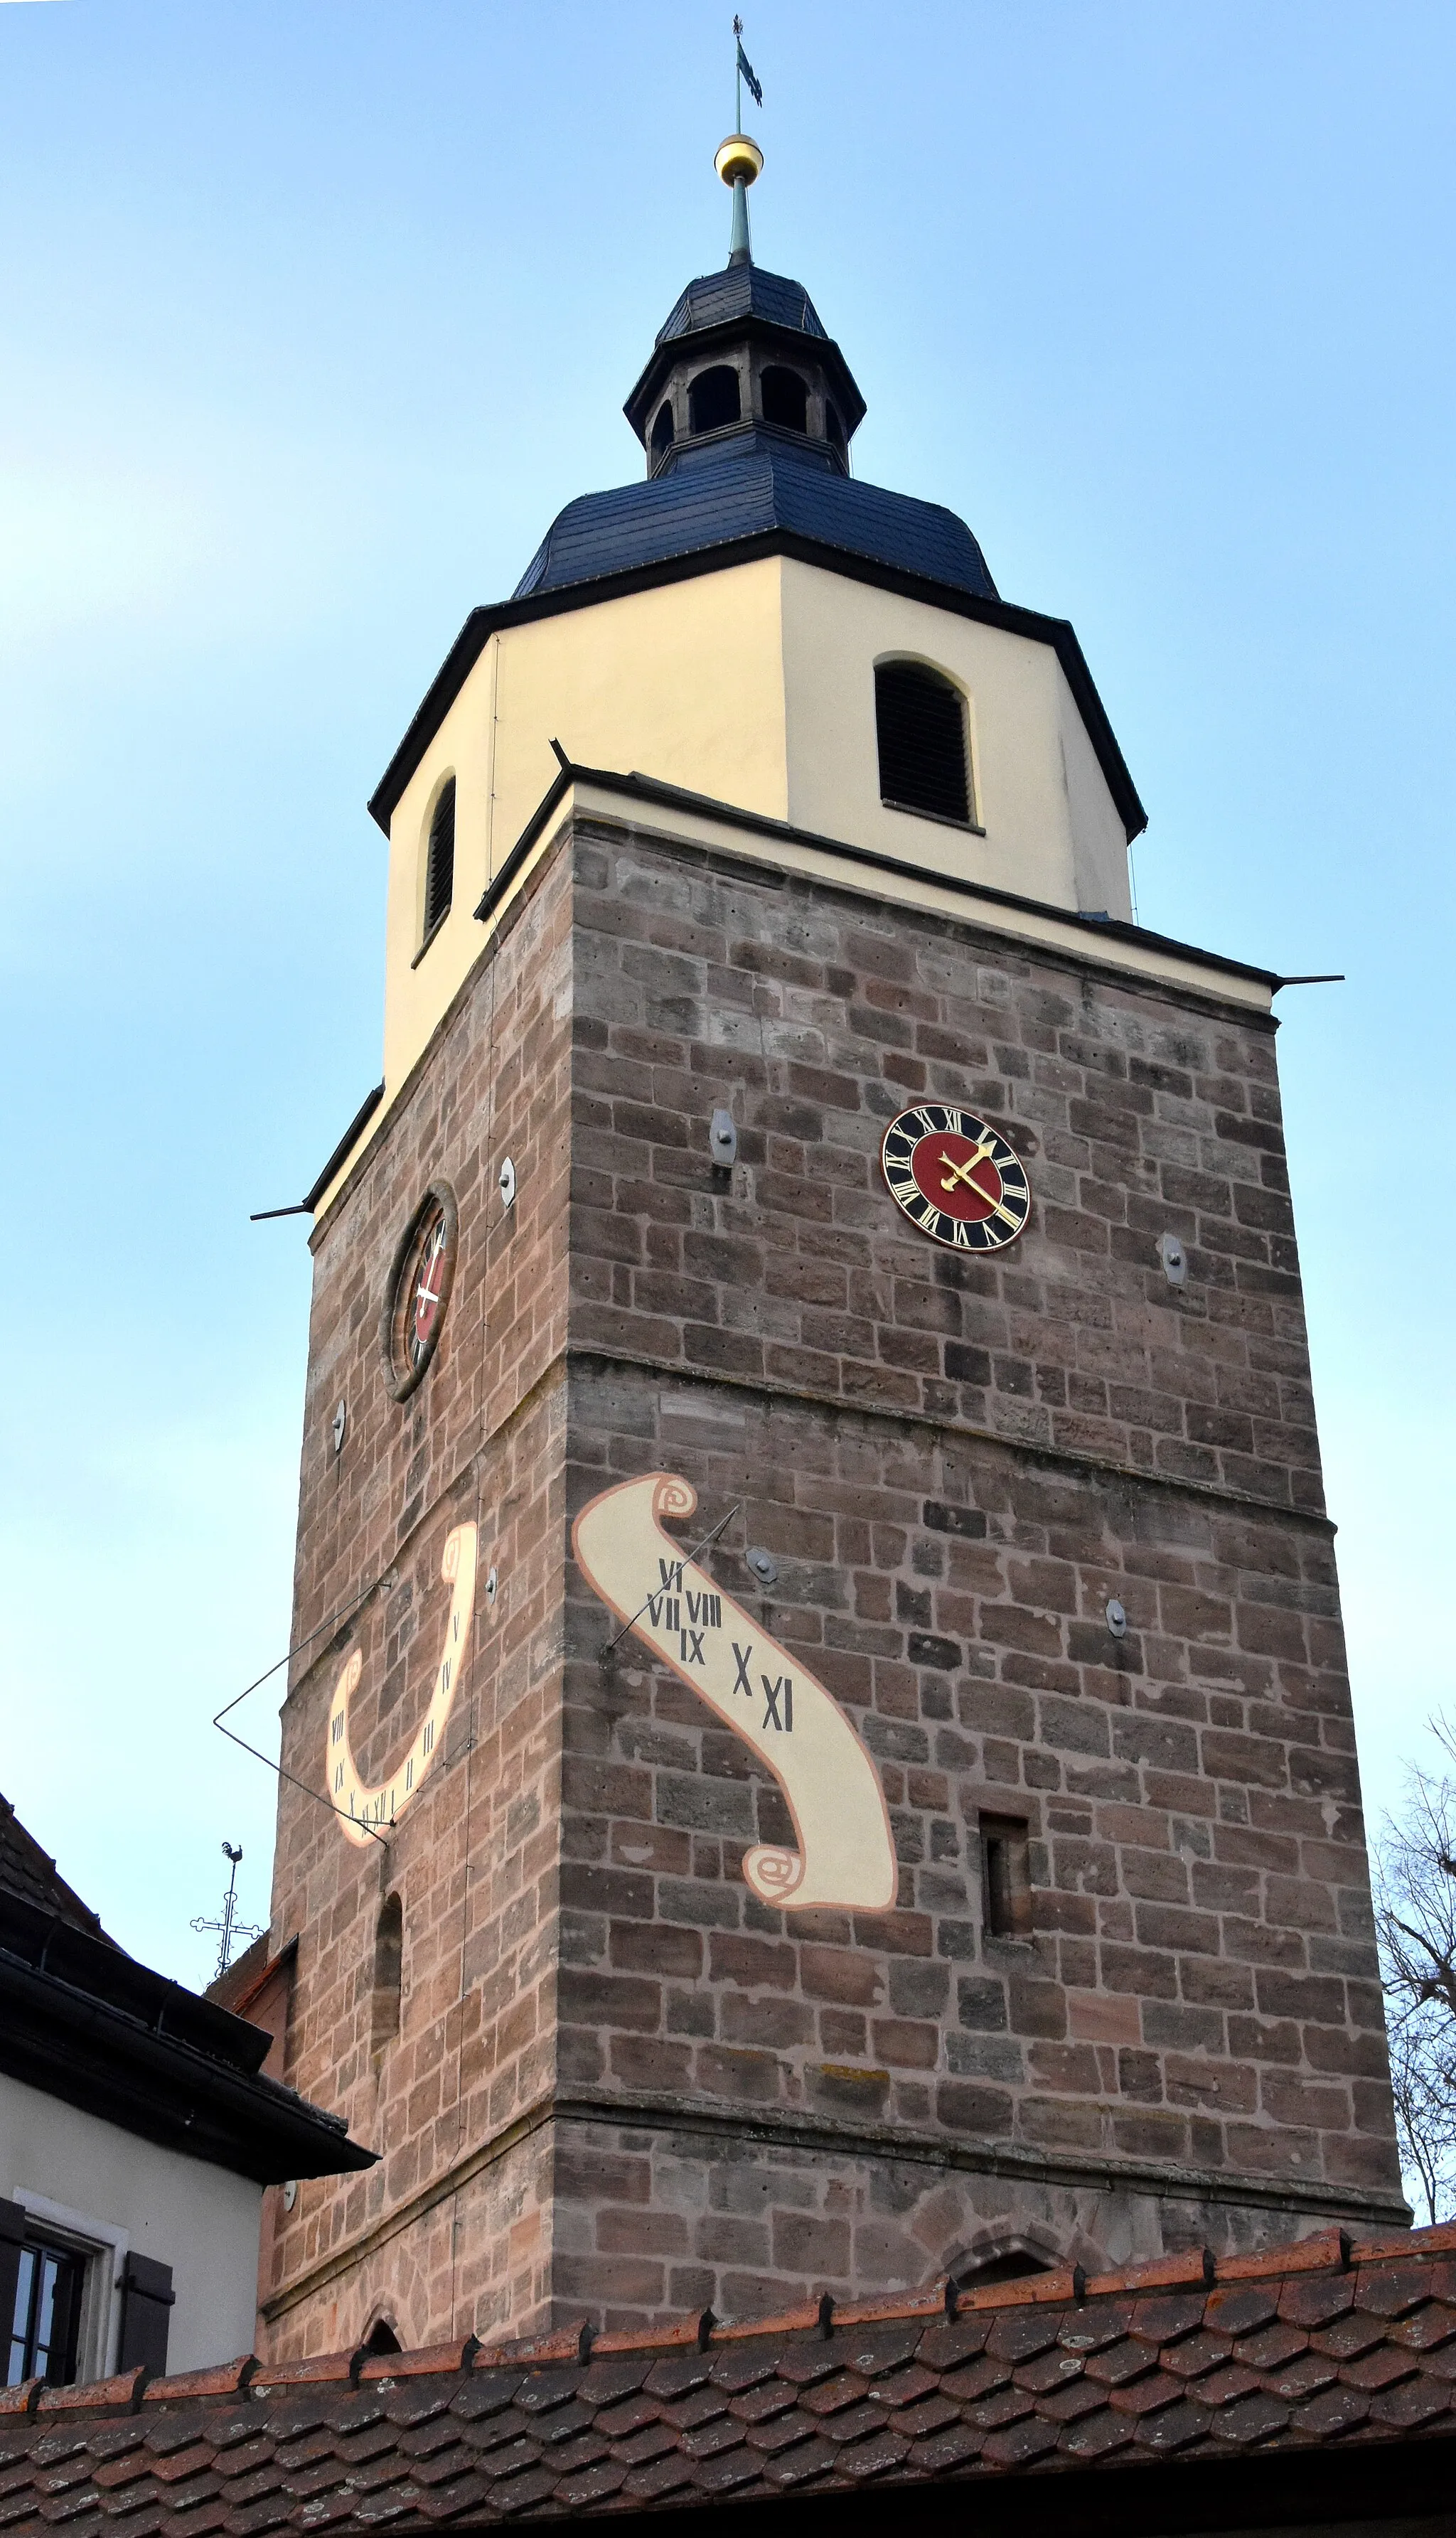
[1376,1720,1456,2224]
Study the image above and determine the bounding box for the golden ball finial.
[715,132,764,190]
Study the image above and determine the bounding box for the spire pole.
[717,23,764,271]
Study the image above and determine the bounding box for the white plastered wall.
[381,557,788,1093]
[778,557,1131,920]
[2,2072,263,2375]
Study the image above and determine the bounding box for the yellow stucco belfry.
[309,205,1274,1224]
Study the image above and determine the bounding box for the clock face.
[407,1211,449,1369]
[381,1183,458,1401]
[881,1105,1031,1253]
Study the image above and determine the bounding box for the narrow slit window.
[980,1815,1032,1941]
[423,779,455,939]
[651,400,675,463]
[371,1892,403,2053]
[875,661,972,826]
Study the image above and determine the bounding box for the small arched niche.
[956,2248,1052,2288]
[761,365,808,434]
[421,776,456,944]
[688,365,742,435]
[363,2316,402,2355]
[874,660,973,828]
[651,400,675,464]
[370,1891,403,2055]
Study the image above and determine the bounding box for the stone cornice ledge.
[261,2087,1408,2325]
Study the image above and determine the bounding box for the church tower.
[256,138,1405,2358]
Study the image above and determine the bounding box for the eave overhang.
[475,758,1272,1010]
[0,1895,375,2186]
[367,532,1149,844]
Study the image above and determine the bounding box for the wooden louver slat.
[424,779,456,935]
[875,662,970,824]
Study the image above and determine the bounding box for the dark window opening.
[981,1815,1032,1941]
[371,1891,403,2053]
[423,778,455,939]
[363,2317,402,2355]
[651,400,675,461]
[8,2237,85,2387]
[876,661,971,825]
[761,365,808,434]
[956,2249,1050,2289]
[688,365,742,434]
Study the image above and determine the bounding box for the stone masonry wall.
[261,846,575,2355]
[258,808,1403,2359]
[553,815,1404,2325]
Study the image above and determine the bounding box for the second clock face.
[882,1105,1031,1252]
[381,1184,458,1401]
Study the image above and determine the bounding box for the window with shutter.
[423,778,456,940]
[874,661,972,826]
[7,2234,87,2386]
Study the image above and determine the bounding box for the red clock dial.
[409,1212,449,1366]
[381,1184,458,1401]
[882,1106,1031,1253]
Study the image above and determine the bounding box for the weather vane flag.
[734,16,763,122]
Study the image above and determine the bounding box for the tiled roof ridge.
[7,2218,1453,2424]
[0,1789,111,1939]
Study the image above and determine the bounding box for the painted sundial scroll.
[326,1521,478,1846]
[572,1474,897,1914]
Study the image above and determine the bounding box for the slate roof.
[513,431,998,605]
[4,2223,1455,2534]
[653,264,828,346]
[0,1789,109,1939]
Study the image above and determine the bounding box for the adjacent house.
[0,1794,375,2387]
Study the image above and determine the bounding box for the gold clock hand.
[938,1145,1021,1230]
[938,1143,994,1192]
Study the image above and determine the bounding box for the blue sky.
[1,0,1452,1983]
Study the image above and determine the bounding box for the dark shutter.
[424,780,456,936]
[0,2202,24,2382]
[875,662,970,825]
[117,2254,174,2374]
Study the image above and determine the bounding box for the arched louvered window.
[370,1892,403,2053]
[761,365,808,434]
[874,662,971,826]
[423,779,455,940]
[651,401,675,463]
[688,365,742,434]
